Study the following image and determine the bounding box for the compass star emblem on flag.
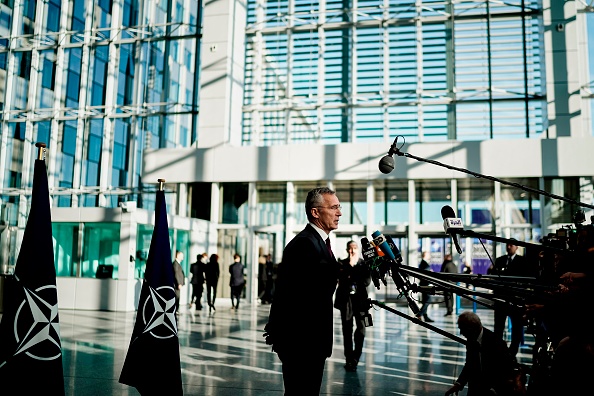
[11,284,62,361]
[140,285,178,339]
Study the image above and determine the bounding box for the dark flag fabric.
[119,189,182,395]
[0,158,65,394]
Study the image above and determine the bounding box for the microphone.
[361,237,386,290]
[378,155,395,174]
[371,231,420,314]
[371,231,396,260]
[361,237,376,264]
[378,140,400,174]
[441,205,463,254]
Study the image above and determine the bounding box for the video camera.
[540,210,594,252]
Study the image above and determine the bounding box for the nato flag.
[0,158,65,394]
[119,189,183,395]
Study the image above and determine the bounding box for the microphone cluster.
[361,231,420,314]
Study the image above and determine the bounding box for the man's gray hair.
[458,311,482,328]
[305,187,336,222]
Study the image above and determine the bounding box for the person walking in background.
[261,254,275,304]
[172,250,185,315]
[229,253,245,310]
[334,240,371,372]
[264,187,341,395]
[189,253,206,310]
[440,254,457,316]
[205,253,220,313]
[416,251,434,323]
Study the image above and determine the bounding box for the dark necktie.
[326,238,335,260]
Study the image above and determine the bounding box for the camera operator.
[334,240,371,372]
[524,226,594,394]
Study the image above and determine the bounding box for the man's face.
[311,193,342,234]
[347,243,358,257]
[178,252,184,262]
[506,244,518,256]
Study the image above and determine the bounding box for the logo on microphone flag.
[0,157,65,395]
[119,189,182,395]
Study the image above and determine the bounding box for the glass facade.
[243,0,545,145]
[0,0,202,219]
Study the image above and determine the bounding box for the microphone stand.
[368,299,467,345]
[367,260,560,349]
[388,135,594,211]
[449,228,567,254]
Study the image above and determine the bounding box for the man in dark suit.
[264,187,341,395]
[334,240,371,372]
[416,251,434,322]
[441,254,457,316]
[189,253,206,310]
[445,311,517,396]
[488,243,532,356]
[172,251,185,315]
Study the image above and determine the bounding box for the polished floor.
[6,298,534,395]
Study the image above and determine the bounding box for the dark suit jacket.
[334,258,371,320]
[229,262,245,287]
[265,224,339,359]
[441,259,457,274]
[173,260,185,288]
[190,261,205,285]
[457,327,515,395]
[418,259,431,287]
[205,260,220,285]
[488,253,536,278]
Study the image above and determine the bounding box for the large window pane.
[52,222,78,277]
[81,223,120,278]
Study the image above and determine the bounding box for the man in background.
[440,254,456,316]
[416,251,434,323]
[488,243,530,356]
[189,253,206,310]
[334,240,371,372]
[172,251,185,315]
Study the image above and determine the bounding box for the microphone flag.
[0,156,65,394]
[119,189,182,395]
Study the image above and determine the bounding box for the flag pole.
[36,142,46,161]
[158,178,165,191]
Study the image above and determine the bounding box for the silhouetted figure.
[189,253,206,310]
[440,254,456,316]
[172,251,185,315]
[416,251,434,322]
[205,254,220,313]
[229,253,245,309]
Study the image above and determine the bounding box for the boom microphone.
[441,205,463,254]
[378,140,400,174]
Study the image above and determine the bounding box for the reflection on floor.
[43,300,534,395]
